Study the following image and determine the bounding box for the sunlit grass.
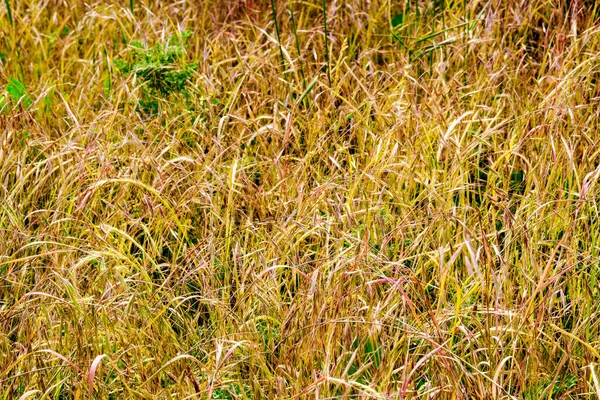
[1,0,600,398]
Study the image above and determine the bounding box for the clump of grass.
[1,0,600,399]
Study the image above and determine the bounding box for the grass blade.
[4,0,12,25]
[288,0,306,89]
[321,0,331,86]
[270,0,287,77]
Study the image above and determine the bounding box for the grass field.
[1,0,600,398]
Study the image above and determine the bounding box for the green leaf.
[6,77,33,109]
[391,13,404,28]
[113,59,127,71]
[4,0,12,26]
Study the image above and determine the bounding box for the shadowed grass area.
[1,0,600,398]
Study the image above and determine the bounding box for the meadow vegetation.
[1,0,600,398]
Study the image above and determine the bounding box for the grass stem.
[270,0,287,77]
[321,0,331,86]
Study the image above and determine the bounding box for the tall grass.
[1,0,600,398]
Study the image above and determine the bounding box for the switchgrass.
[1,0,600,398]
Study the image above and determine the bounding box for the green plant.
[5,77,33,109]
[115,30,197,116]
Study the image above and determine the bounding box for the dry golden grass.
[1,0,600,398]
